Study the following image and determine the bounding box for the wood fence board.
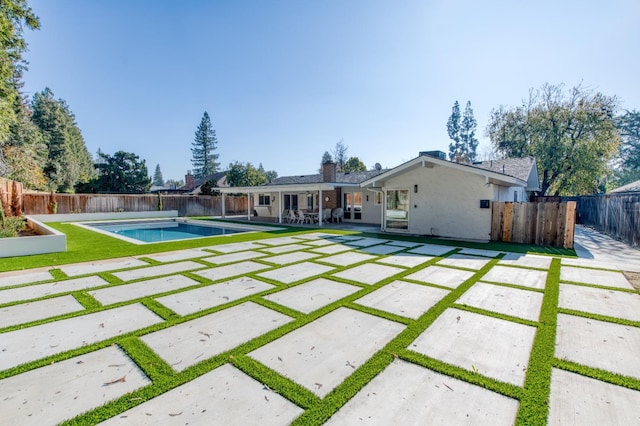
[502,202,512,242]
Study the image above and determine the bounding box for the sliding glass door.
[385,189,409,230]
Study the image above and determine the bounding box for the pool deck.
[1,228,639,424]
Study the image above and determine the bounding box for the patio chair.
[296,210,308,224]
[321,208,332,224]
[331,207,344,223]
[287,209,297,224]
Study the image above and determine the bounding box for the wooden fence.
[491,201,576,248]
[0,177,24,217]
[23,194,248,217]
[572,193,640,247]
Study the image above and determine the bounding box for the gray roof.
[472,157,536,182]
[610,179,640,193]
[267,169,387,186]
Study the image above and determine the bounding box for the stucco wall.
[341,188,382,224]
[383,165,495,240]
[494,185,526,202]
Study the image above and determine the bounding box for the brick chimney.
[322,161,337,182]
[185,171,195,190]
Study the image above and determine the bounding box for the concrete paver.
[344,237,390,247]
[262,278,361,313]
[309,243,354,254]
[560,266,633,289]
[559,284,640,321]
[555,313,640,380]
[299,238,335,246]
[561,257,621,270]
[376,253,434,268]
[156,277,275,316]
[408,244,457,256]
[100,364,303,425]
[113,261,204,282]
[89,275,200,305]
[548,368,640,425]
[206,241,267,253]
[355,280,449,319]
[292,232,336,240]
[0,295,84,329]
[193,260,271,282]
[317,252,378,267]
[259,236,307,246]
[0,269,53,288]
[260,243,311,254]
[326,360,519,425]
[143,249,210,262]
[332,263,404,285]
[437,253,492,270]
[59,258,148,276]
[141,302,292,372]
[404,265,475,289]
[257,262,335,284]
[499,253,552,269]
[456,282,544,321]
[202,250,266,265]
[384,240,422,248]
[357,244,404,255]
[457,248,503,257]
[261,251,320,265]
[411,308,536,386]
[0,303,162,371]
[249,307,405,397]
[0,346,150,426]
[481,265,548,289]
[0,275,108,305]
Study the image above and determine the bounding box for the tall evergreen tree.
[31,88,94,192]
[153,163,165,186]
[460,101,479,162]
[191,111,219,179]
[447,101,462,161]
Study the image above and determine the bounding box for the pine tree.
[153,164,165,187]
[191,111,220,179]
[460,101,478,162]
[447,101,462,161]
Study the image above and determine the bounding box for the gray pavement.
[0,229,639,425]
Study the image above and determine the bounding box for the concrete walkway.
[1,231,639,425]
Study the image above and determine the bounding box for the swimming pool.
[76,219,279,244]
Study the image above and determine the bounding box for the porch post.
[278,191,283,223]
[247,193,251,221]
[318,188,323,228]
[221,193,226,218]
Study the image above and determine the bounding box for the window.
[385,189,409,230]
[513,191,519,202]
[258,194,271,206]
[284,194,298,210]
[307,193,314,210]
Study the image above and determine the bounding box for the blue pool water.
[89,220,247,243]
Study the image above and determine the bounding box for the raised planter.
[0,217,66,258]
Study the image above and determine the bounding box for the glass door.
[343,192,363,220]
[385,189,409,230]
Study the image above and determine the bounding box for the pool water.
[89,220,246,243]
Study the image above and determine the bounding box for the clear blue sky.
[22,0,640,182]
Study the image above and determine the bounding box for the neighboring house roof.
[361,153,540,190]
[180,171,228,193]
[269,169,386,186]
[609,179,640,193]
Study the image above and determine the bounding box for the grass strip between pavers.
[514,258,560,425]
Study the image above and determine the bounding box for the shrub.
[0,216,27,238]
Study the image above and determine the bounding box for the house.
[217,161,387,225]
[360,152,540,240]
[155,171,228,194]
[609,179,640,194]
[218,151,540,240]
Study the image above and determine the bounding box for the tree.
[343,156,367,172]
[460,101,479,162]
[225,161,275,187]
[447,100,478,163]
[486,83,620,196]
[321,151,332,164]
[152,164,165,187]
[615,110,640,185]
[76,150,151,193]
[165,178,184,189]
[191,111,219,179]
[331,139,348,172]
[0,0,40,147]
[447,101,461,161]
[31,88,94,192]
